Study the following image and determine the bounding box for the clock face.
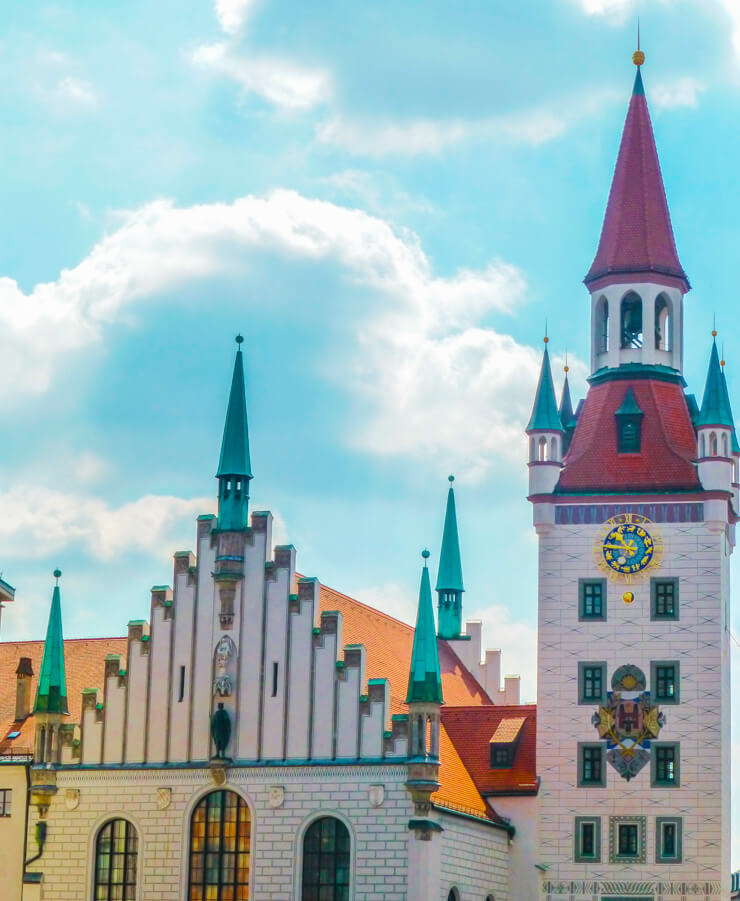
[594,513,662,583]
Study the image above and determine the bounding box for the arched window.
[655,294,672,351]
[620,292,643,349]
[302,816,350,901]
[94,818,138,901]
[447,890,461,901]
[722,433,729,457]
[529,437,535,461]
[538,437,548,462]
[550,437,558,461]
[596,296,609,353]
[189,790,250,901]
[710,432,718,457]
[700,434,706,458]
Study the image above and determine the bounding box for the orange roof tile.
[442,705,538,796]
[0,637,126,755]
[490,716,526,744]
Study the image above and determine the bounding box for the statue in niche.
[211,703,231,759]
[213,635,236,697]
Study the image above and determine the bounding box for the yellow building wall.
[0,763,28,901]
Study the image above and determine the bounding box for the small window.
[651,660,680,704]
[574,816,601,862]
[578,662,606,704]
[652,743,679,786]
[178,665,186,703]
[651,578,679,620]
[609,816,645,864]
[491,747,511,768]
[0,789,11,816]
[618,823,638,857]
[6,731,20,740]
[272,662,279,697]
[578,743,605,787]
[579,580,606,621]
[618,419,640,452]
[656,817,682,863]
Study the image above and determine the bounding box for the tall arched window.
[302,816,350,901]
[596,296,609,353]
[189,790,251,901]
[710,432,718,457]
[94,818,138,901]
[538,437,548,462]
[447,890,461,901]
[621,292,643,348]
[655,294,672,351]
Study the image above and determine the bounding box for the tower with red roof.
[531,49,733,897]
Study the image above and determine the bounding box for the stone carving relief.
[268,786,285,809]
[156,788,172,810]
[213,635,236,698]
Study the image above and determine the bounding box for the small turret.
[217,335,253,531]
[559,362,576,454]
[436,476,465,640]
[526,339,564,495]
[696,335,734,494]
[407,550,443,752]
[34,569,69,765]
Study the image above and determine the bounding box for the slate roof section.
[584,68,689,293]
[557,377,700,493]
[441,705,537,796]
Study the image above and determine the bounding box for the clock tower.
[531,52,734,900]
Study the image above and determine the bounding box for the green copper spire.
[406,551,443,705]
[559,366,576,454]
[697,340,734,429]
[217,336,253,530]
[34,570,69,716]
[526,343,563,433]
[436,476,464,640]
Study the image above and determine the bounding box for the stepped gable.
[441,705,537,796]
[0,637,126,755]
[556,377,699,493]
[585,68,688,292]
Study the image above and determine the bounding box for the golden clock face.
[593,513,662,583]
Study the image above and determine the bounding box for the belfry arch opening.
[596,296,609,354]
[620,292,643,349]
[655,294,672,351]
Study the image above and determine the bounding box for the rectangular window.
[652,742,680,787]
[178,665,186,703]
[656,817,682,863]
[491,747,511,768]
[578,662,606,704]
[579,579,606,621]
[272,662,279,697]
[578,743,605,787]
[609,816,646,864]
[651,578,679,620]
[651,660,680,704]
[0,789,11,816]
[574,816,601,862]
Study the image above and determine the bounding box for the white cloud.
[0,485,213,561]
[72,452,109,485]
[651,76,704,110]
[192,42,330,111]
[719,0,740,57]
[315,108,565,157]
[354,581,418,628]
[56,76,98,108]
[0,189,583,476]
[215,0,260,34]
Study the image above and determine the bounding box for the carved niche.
[213,635,237,698]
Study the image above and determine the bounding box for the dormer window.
[615,387,643,454]
[489,716,526,769]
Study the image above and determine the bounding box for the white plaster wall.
[0,763,28,901]
[536,515,729,896]
[335,655,362,759]
[190,526,218,761]
[147,600,172,764]
[29,764,413,901]
[261,562,292,760]
[168,559,197,763]
[102,671,125,765]
[285,589,315,759]
[493,795,538,901]
[312,616,340,759]
[437,810,510,901]
[125,637,149,763]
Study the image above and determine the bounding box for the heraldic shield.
[591,665,666,780]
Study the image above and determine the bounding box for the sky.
[2,0,740,863]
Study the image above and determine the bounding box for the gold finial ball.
[632,50,645,66]
[543,336,549,344]
[564,365,570,373]
[712,329,718,338]
[721,359,726,368]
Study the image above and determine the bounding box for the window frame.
[608,815,646,864]
[92,818,139,901]
[0,789,11,817]
[655,817,682,863]
[490,746,512,768]
[651,660,680,705]
[574,816,601,862]
[188,789,251,901]
[651,742,680,787]
[578,661,606,705]
[579,579,606,622]
[577,743,606,788]
[301,815,352,901]
[651,577,679,621]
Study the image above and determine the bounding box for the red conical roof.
[584,67,689,293]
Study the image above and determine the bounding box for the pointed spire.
[407,551,443,705]
[217,335,252,480]
[527,341,563,433]
[34,570,69,716]
[217,336,252,531]
[436,476,464,594]
[584,51,689,292]
[559,364,575,430]
[698,338,735,428]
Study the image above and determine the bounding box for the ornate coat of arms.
[591,665,665,780]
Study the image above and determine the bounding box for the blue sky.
[2,0,740,860]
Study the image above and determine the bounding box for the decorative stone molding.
[156,787,172,810]
[64,789,80,810]
[268,785,285,808]
[542,880,722,897]
[368,784,385,808]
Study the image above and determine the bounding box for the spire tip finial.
[235,334,244,347]
[633,18,644,66]
[53,568,62,584]
[421,548,430,566]
[448,474,455,483]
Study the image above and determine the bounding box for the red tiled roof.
[584,70,688,293]
[441,705,537,796]
[556,378,700,493]
[0,637,127,755]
